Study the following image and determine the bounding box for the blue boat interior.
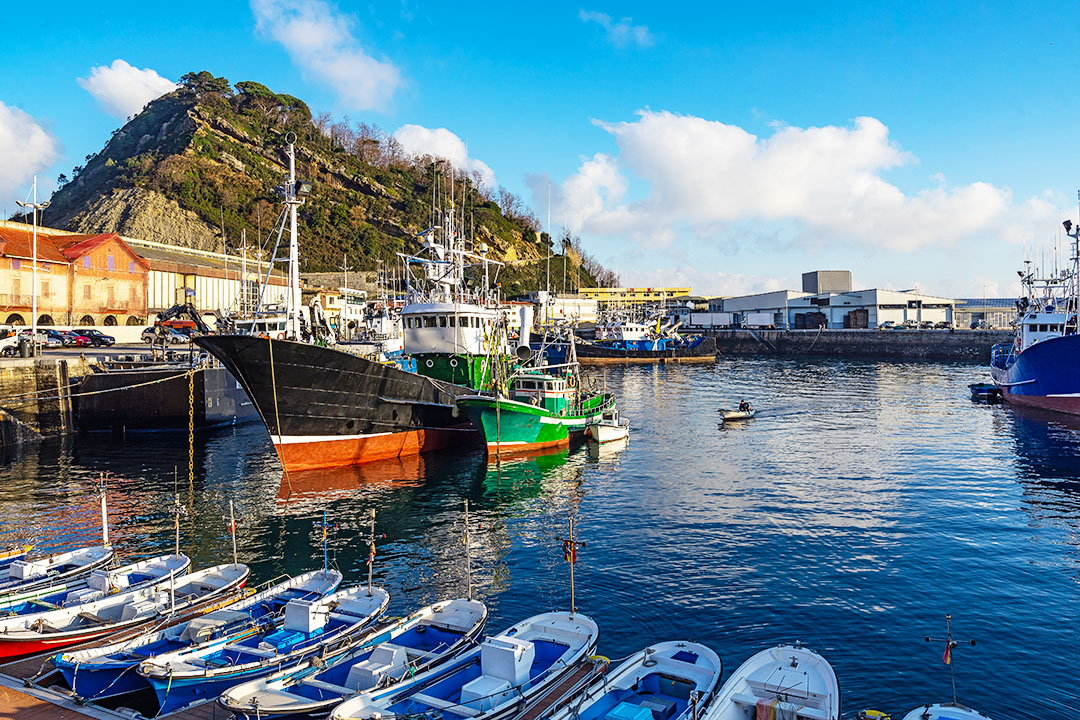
[577,672,696,720]
[289,622,468,701]
[386,638,570,718]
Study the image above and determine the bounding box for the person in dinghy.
[739,399,752,413]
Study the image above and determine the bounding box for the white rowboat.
[702,643,839,720]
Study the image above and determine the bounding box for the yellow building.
[579,287,691,307]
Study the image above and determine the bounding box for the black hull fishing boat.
[194,335,476,471]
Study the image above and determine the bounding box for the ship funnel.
[516,344,533,361]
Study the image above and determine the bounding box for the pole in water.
[366,508,385,596]
[556,516,585,615]
[314,509,335,572]
[228,501,238,568]
[99,476,110,547]
[464,499,473,601]
[925,613,976,706]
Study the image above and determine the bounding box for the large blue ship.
[990,219,1080,414]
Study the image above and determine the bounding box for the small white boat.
[703,643,839,720]
[219,597,488,719]
[548,641,722,720]
[330,611,599,720]
[0,553,190,616]
[0,545,115,600]
[585,408,630,444]
[718,408,756,421]
[902,703,994,720]
[0,563,249,660]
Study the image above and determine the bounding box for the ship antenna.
[925,614,976,706]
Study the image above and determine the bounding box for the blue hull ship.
[990,222,1080,415]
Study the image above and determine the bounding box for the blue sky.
[2,1,1079,298]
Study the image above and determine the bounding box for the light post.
[16,176,49,340]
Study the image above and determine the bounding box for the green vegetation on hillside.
[44,71,618,295]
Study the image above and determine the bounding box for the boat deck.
[0,590,249,720]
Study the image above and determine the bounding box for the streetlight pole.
[16,176,49,340]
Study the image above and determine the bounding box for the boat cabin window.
[449,316,456,327]
[424,316,436,328]
[518,380,535,390]
[439,316,447,327]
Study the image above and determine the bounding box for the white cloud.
[392,125,496,188]
[579,10,654,48]
[77,60,177,118]
[0,102,60,201]
[252,0,402,111]
[549,110,1056,253]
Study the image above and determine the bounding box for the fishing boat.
[137,576,393,715]
[456,336,617,456]
[718,409,756,421]
[585,407,630,444]
[702,643,839,720]
[545,641,722,720]
[0,545,32,570]
[330,611,600,720]
[0,552,190,617]
[219,598,488,719]
[901,704,994,720]
[989,220,1080,414]
[0,563,249,660]
[54,568,339,703]
[0,545,115,601]
[195,142,520,472]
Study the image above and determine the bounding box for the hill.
[43,71,616,294]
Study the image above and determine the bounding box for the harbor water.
[0,358,1076,719]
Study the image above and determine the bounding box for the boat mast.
[285,135,304,341]
[925,614,975,707]
[556,516,585,616]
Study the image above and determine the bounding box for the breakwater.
[0,357,91,448]
[711,328,1010,361]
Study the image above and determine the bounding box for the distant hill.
[43,71,616,294]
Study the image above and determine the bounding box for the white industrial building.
[689,272,955,329]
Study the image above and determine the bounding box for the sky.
[2,0,1079,299]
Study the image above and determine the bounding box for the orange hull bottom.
[274,425,476,472]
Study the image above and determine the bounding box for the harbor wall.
[0,357,93,448]
[711,328,1012,361]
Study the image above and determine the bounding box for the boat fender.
[426,359,434,368]
[856,712,891,720]
[452,406,460,418]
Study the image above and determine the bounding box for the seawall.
[711,328,1011,362]
[0,357,94,449]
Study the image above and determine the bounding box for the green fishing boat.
[455,367,616,456]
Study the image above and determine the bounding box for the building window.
[107,287,115,306]
[107,255,115,271]
[128,261,135,273]
[41,281,50,298]
[12,278,20,298]
[11,259,20,270]
[83,285,91,300]
[83,256,91,269]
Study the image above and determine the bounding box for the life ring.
[567,375,577,389]
[276,333,285,340]
[449,358,459,368]
[425,359,434,368]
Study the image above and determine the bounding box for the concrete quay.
[711,328,1012,361]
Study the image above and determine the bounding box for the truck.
[744,312,776,329]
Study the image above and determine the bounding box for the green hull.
[456,396,610,454]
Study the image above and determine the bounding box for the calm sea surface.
[0,358,1076,719]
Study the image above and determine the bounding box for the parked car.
[61,331,91,347]
[19,329,61,348]
[934,321,953,329]
[73,329,115,347]
[142,327,188,344]
[879,320,896,329]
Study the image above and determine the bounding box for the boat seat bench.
[223,643,278,658]
[300,677,354,695]
[409,692,479,717]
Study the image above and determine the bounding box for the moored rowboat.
[702,643,839,720]
[219,597,488,719]
[902,703,994,720]
[0,545,115,601]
